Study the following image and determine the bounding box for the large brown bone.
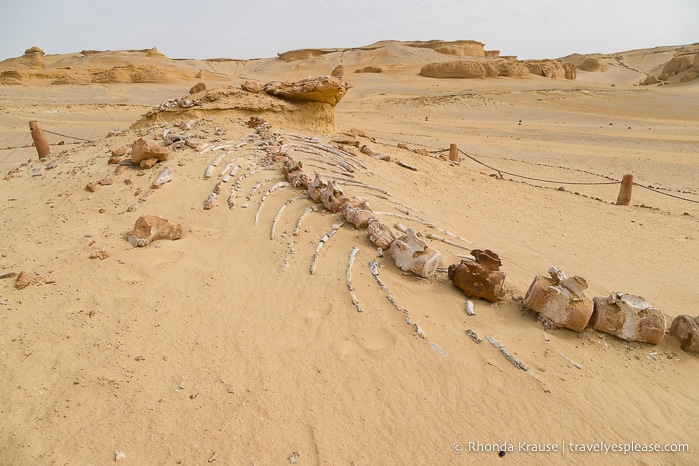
[590,293,666,345]
[389,228,441,278]
[523,267,593,332]
[127,215,183,247]
[319,180,351,213]
[342,202,375,229]
[366,219,395,250]
[448,249,505,303]
[307,172,327,203]
[669,315,699,354]
[283,159,310,188]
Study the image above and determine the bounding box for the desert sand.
[1,41,698,465]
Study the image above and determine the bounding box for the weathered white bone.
[342,202,375,229]
[388,228,441,278]
[425,233,471,251]
[204,192,217,210]
[246,178,272,200]
[221,165,238,183]
[486,336,528,371]
[152,166,173,188]
[271,194,308,240]
[346,247,362,312]
[255,182,289,224]
[366,219,395,250]
[310,222,344,275]
[293,206,317,236]
[375,211,434,226]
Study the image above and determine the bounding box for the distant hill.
[1,41,697,87]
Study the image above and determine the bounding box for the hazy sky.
[0,0,696,61]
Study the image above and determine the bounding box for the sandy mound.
[420,59,532,79]
[0,47,229,86]
[403,39,490,57]
[561,44,699,86]
[136,84,338,131]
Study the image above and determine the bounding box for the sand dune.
[1,40,698,464]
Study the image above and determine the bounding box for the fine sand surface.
[1,42,698,465]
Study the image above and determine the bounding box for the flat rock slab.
[263,76,350,106]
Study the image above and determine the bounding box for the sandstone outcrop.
[241,81,261,93]
[679,53,699,82]
[577,57,604,72]
[661,54,695,76]
[448,250,505,303]
[127,215,183,247]
[420,59,530,79]
[354,66,383,73]
[131,138,169,165]
[331,64,344,79]
[525,60,566,79]
[262,76,350,106]
[189,82,206,94]
[91,65,170,84]
[563,63,577,80]
[277,48,332,62]
[405,40,486,58]
[146,47,165,58]
[138,86,337,131]
[495,61,529,77]
[420,61,486,79]
[590,293,666,345]
[19,46,45,69]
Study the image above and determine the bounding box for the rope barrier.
[457,148,620,186]
[371,134,698,205]
[634,183,699,204]
[42,129,94,142]
[0,132,32,164]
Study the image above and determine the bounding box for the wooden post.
[28,121,51,159]
[449,143,459,162]
[615,174,633,205]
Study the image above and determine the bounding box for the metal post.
[615,174,633,205]
[28,121,50,159]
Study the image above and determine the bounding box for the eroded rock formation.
[262,76,351,106]
[131,138,169,167]
[420,59,532,79]
[19,46,45,69]
[524,60,566,79]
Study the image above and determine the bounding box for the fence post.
[29,121,51,159]
[449,143,459,162]
[615,174,633,205]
